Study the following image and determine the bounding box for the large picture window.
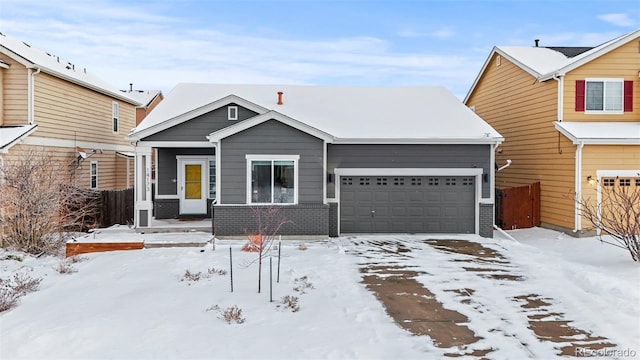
[246,155,298,204]
[585,79,623,112]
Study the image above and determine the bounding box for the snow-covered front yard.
[1,228,638,359]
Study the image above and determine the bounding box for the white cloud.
[597,13,635,27]
[397,27,456,39]
[0,1,478,97]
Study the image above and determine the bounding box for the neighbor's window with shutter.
[576,79,633,113]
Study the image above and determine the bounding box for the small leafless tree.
[242,206,292,293]
[579,181,639,262]
[0,150,100,254]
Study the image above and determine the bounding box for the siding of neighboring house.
[466,52,577,230]
[33,72,135,145]
[115,155,134,189]
[219,120,324,205]
[326,144,492,198]
[563,39,640,122]
[141,105,259,142]
[136,93,164,125]
[580,144,640,228]
[0,55,28,126]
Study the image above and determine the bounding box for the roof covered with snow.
[0,33,141,106]
[554,121,640,145]
[121,90,162,107]
[131,84,502,143]
[465,29,640,103]
[0,125,37,152]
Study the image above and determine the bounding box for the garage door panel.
[340,175,475,234]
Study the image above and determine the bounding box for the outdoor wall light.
[587,176,596,185]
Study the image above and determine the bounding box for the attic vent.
[228,105,238,121]
[495,55,501,66]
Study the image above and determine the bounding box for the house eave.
[332,137,504,145]
[0,124,38,153]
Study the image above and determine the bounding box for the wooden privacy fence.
[495,182,541,230]
[100,188,134,227]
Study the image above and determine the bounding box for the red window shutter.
[575,80,585,111]
[623,80,633,112]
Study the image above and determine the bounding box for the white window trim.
[245,154,300,205]
[112,102,119,133]
[90,161,98,189]
[228,106,238,121]
[584,78,624,115]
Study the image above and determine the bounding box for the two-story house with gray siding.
[128,84,503,238]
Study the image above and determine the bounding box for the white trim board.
[22,136,134,152]
[334,168,483,176]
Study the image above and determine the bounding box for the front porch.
[136,217,213,234]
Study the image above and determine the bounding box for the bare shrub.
[243,206,292,293]
[206,304,245,324]
[0,272,43,312]
[277,295,300,312]
[579,180,640,262]
[293,276,314,294]
[57,259,78,274]
[182,270,202,282]
[0,150,100,254]
[207,267,227,276]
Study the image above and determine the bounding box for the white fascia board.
[128,95,268,141]
[136,141,214,148]
[332,137,504,145]
[597,169,640,178]
[554,122,640,145]
[208,110,334,143]
[464,47,497,104]
[334,168,483,176]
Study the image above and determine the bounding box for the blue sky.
[1,0,638,99]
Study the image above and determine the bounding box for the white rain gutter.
[574,142,584,232]
[27,67,41,125]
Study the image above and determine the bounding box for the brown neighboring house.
[120,85,164,126]
[465,29,640,235]
[0,32,142,190]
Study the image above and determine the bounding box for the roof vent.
[534,39,540,47]
[277,91,283,105]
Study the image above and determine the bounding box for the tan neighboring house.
[0,32,142,190]
[465,29,640,235]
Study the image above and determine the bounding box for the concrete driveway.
[346,236,616,358]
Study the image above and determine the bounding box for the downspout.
[493,143,517,241]
[552,72,564,122]
[574,142,584,232]
[27,67,41,125]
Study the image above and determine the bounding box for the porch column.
[134,146,152,227]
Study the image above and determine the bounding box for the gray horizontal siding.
[220,120,324,204]
[157,148,214,196]
[327,144,491,198]
[142,104,258,142]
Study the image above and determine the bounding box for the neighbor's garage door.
[340,176,476,233]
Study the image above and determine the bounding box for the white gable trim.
[464,47,541,104]
[207,110,334,143]
[539,29,640,81]
[129,95,268,141]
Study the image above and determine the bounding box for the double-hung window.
[246,155,298,204]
